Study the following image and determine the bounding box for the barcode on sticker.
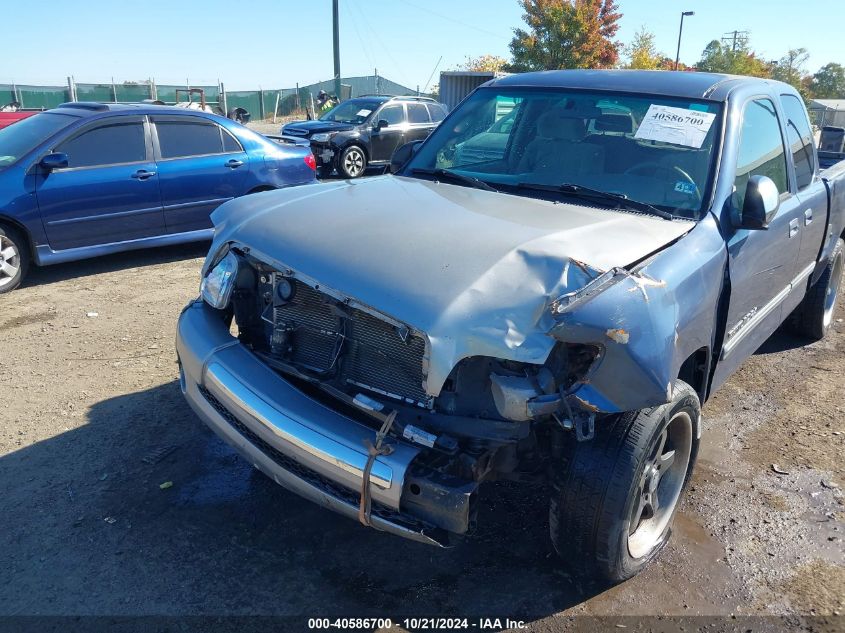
[403,424,437,448]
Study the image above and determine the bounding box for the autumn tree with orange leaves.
[507,0,622,71]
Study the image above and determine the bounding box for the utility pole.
[332,0,341,100]
[675,11,694,71]
[721,30,749,52]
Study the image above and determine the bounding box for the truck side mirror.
[40,152,69,171]
[389,140,423,174]
[739,175,779,230]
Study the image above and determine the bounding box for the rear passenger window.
[407,103,430,124]
[734,99,788,209]
[780,94,815,190]
[156,120,223,158]
[427,103,447,122]
[222,128,242,153]
[58,122,146,168]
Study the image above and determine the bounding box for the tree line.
[455,0,845,101]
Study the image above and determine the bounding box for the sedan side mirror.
[389,140,423,174]
[40,152,69,171]
[738,175,780,230]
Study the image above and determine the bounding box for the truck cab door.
[779,93,828,303]
[713,97,804,386]
[369,104,406,163]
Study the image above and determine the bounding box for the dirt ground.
[0,236,843,632]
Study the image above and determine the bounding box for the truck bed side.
[818,157,845,278]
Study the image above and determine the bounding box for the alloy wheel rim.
[823,253,843,328]
[344,149,364,177]
[0,235,20,288]
[627,410,693,560]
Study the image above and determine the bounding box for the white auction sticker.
[634,105,716,148]
[402,424,437,448]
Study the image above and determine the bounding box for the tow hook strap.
[358,410,397,528]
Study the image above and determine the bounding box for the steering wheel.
[624,162,702,204]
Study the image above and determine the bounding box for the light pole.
[675,11,695,70]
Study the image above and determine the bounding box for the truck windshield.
[0,112,77,169]
[319,100,382,124]
[406,87,722,218]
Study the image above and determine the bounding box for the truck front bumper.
[176,300,469,546]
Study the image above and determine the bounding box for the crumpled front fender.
[550,215,727,413]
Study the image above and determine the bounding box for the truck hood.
[211,175,694,394]
[281,119,355,136]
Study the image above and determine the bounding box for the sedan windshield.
[319,99,383,125]
[0,112,78,168]
[405,87,722,218]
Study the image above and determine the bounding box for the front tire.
[789,238,843,340]
[0,225,29,294]
[338,145,367,179]
[549,380,700,582]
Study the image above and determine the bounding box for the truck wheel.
[788,238,843,341]
[0,224,29,294]
[549,380,700,583]
[338,145,367,179]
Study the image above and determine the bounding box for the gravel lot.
[0,223,843,631]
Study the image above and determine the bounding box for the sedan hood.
[281,119,355,136]
[211,176,694,394]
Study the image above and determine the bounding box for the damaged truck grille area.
[254,274,431,407]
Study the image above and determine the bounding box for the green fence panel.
[0,85,16,106]
[226,91,262,117]
[75,83,114,102]
[9,85,68,109]
[115,83,153,102]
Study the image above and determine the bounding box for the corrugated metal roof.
[810,99,845,111]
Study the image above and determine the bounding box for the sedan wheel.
[340,146,367,179]
[0,227,28,293]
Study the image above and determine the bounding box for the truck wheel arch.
[677,347,710,403]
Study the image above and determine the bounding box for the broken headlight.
[201,251,239,309]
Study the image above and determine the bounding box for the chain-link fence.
[1,74,427,120]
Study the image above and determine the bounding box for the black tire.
[226,107,250,124]
[788,238,844,341]
[550,380,700,583]
[338,145,367,179]
[0,224,30,294]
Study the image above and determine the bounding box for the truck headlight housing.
[310,133,332,143]
[201,250,239,309]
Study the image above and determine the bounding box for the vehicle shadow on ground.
[0,380,614,619]
[20,242,211,290]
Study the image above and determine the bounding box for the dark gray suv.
[281,95,447,178]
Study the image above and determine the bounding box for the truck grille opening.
[248,273,431,408]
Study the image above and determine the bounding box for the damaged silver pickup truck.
[177,70,845,582]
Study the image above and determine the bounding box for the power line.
[395,0,512,40]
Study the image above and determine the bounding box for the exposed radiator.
[268,277,430,407]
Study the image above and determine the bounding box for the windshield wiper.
[411,168,499,193]
[515,182,674,220]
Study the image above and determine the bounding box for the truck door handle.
[131,169,156,180]
[789,218,800,238]
[225,159,244,169]
[804,209,813,225]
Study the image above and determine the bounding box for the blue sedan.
[0,102,317,292]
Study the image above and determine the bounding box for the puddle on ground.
[177,435,255,505]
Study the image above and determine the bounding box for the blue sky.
[2,0,843,90]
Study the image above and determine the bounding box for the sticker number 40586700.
[634,104,717,149]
